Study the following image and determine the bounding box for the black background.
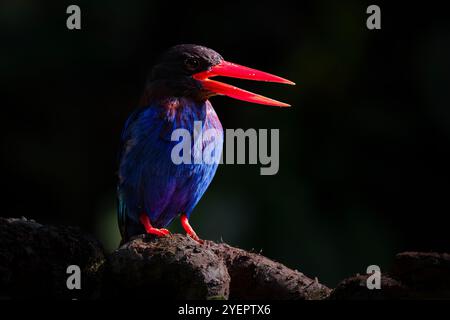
[1,0,449,286]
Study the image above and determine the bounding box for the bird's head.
[149,44,295,107]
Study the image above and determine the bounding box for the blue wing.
[117,99,223,240]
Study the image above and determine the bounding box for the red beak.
[193,61,295,107]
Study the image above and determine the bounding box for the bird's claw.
[146,227,171,238]
[186,231,204,244]
[180,213,203,244]
[140,214,171,238]
[160,228,170,235]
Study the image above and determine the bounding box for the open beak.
[193,60,295,107]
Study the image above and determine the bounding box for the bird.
[117,44,294,244]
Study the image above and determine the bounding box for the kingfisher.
[117,44,294,244]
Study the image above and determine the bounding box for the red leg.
[140,213,170,237]
[180,213,203,244]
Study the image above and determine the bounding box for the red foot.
[140,214,170,237]
[181,213,203,244]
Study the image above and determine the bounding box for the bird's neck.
[139,79,207,107]
[162,97,209,122]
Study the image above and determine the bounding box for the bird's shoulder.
[118,98,220,179]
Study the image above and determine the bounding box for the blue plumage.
[117,97,223,241]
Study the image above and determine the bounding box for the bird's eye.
[184,58,199,71]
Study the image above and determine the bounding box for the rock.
[208,242,330,300]
[105,234,230,299]
[329,274,408,299]
[0,217,105,299]
[330,252,450,299]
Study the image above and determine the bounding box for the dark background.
[1,1,449,287]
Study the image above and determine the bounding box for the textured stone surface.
[0,217,105,299]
